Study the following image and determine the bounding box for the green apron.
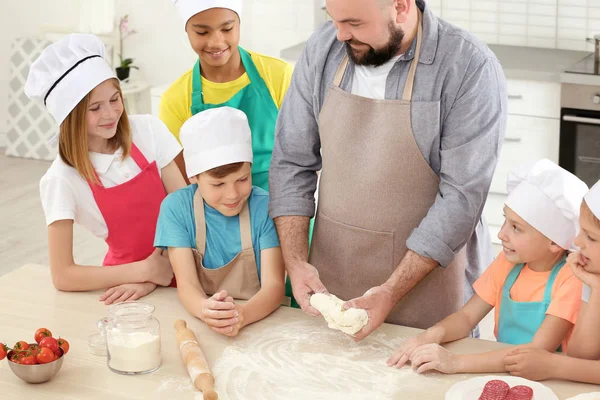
[191,47,277,192]
[191,47,299,307]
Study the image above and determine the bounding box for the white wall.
[0,0,316,148]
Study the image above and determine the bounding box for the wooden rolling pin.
[174,320,218,400]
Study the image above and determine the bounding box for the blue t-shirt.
[154,184,280,277]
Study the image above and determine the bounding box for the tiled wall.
[429,0,600,50]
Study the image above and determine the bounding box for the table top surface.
[0,264,598,399]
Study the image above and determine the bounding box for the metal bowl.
[7,348,65,384]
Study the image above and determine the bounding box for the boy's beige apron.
[309,10,466,329]
[192,190,261,300]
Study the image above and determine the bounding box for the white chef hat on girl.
[172,0,243,29]
[505,158,588,250]
[180,107,253,178]
[24,33,116,126]
[584,180,600,219]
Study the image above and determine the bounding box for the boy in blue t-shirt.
[154,106,285,337]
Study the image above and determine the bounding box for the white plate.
[566,393,600,400]
[445,375,558,400]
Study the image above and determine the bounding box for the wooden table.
[0,264,598,399]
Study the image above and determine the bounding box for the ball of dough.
[310,293,369,335]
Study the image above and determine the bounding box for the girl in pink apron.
[25,34,186,304]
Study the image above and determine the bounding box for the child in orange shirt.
[387,159,587,374]
[503,180,600,384]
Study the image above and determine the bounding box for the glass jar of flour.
[106,302,161,375]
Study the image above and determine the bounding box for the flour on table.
[310,293,368,335]
[157,376,195,393]
[211,320,441,400]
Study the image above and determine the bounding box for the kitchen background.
[2,1,600,339]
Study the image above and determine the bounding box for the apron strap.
[192,59,203,100]
[238,201,252,250]
[543,257,567,302]
[129,142,150,169]
[88,143,147,191]
[401,9,423,102]
[333,56,349,88]
[193,187,207,254]
[502,263,525,298]
[238,47,262,84]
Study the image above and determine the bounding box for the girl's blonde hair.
[581,199,600,230]
[58,78,131,184]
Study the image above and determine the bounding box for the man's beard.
[345,22,405,67]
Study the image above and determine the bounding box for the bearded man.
[269,0,507,340]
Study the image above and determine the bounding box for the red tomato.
[58,338,70,355]
[29,344,40,356]
[20,354,37,365]
[13,341,29,351]
[9,351,20,363]
[39,337,59,353]
[0,343,7,361]
[36,347,55,364]
[34,328,52,344]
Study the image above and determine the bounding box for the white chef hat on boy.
[25,33,116,127]
[180,107,253,178]
[505,158,588,250]
[584,180,600,219]
[172,0,243,29]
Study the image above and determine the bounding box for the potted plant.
[115,14,138,81]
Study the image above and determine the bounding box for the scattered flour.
[157,376,196,393]
[211,320,441,400]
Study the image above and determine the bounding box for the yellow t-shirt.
[159,50,294,141]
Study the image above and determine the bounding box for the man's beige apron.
[309,11,467,329]
[192,190,261,300]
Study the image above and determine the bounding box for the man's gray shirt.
[269,0,507,298]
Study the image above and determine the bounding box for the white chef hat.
[180,107,253,178]
[172,0,243,30]
[584,180,600,220]
[24,33,116,127]
[505,158,588,249]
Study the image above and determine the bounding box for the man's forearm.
[383,250,438,304]
[274,216,310,272]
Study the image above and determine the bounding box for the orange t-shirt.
[473,252,582,351]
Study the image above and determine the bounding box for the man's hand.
[504,347,557,381]
[288,261,328,316]
[343,285,397,341]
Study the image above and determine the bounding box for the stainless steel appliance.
[560,58,600,188]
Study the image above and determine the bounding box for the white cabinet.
[483,79,561,244]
